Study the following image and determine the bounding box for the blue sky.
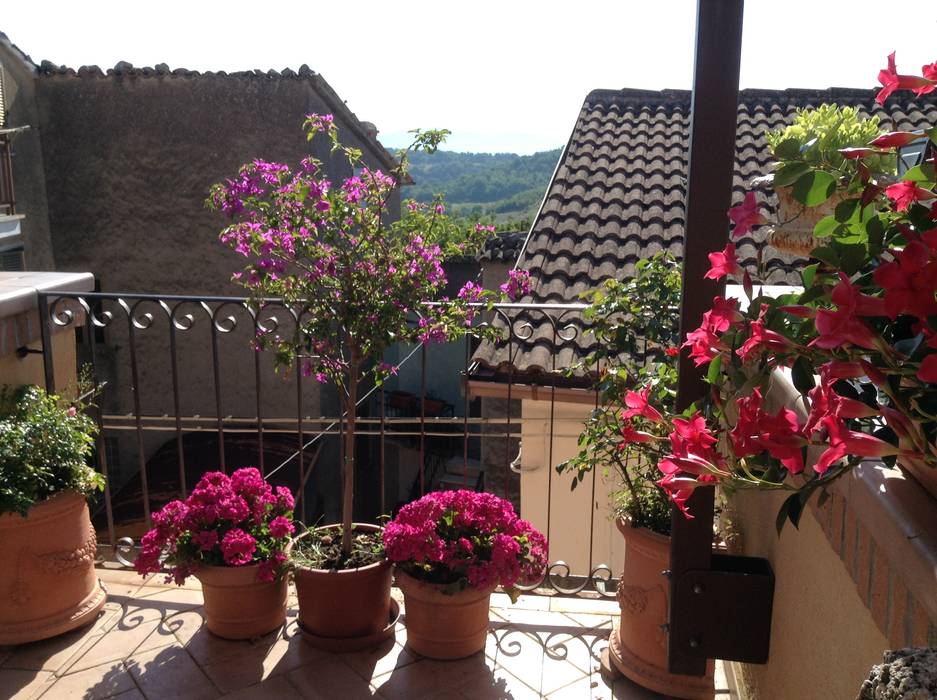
[4,1,936,154]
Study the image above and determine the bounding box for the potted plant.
[557,254,715,699]
[624,51,937,524]
[208,115,503,649]
[134,467,294,639]
[763,104,895,256]
[383,489,547,659]
[0,381,107,645]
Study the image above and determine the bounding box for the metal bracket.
[15,346,44,358]
[669,553,775,664]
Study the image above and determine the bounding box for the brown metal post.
[669,0,744,677]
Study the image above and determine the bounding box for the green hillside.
[402,148,562,226]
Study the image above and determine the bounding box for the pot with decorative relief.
[0,491,107,645]
[607,518,714,700]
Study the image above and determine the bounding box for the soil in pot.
[292,523,395,651]
[394,568,495,660]
[195,563,288,640]
[610,519,714,700]
[0,491,107,645]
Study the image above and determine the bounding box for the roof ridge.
[0,30,38,73]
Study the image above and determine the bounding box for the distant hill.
[402,148,562,226]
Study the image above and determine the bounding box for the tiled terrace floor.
[0,566,731,699]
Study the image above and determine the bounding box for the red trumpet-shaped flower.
[869,131,923,149]
[811,274,887,351]
[728,192,767,239]
[873,240,937,320]
[705,243,741,280]
[885,180,936,212]
[736,305,797,362]
[622,385,663,423]
[731,389,806,474]
[814,416,899,475]
[876,52,936,105]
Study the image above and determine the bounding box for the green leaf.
[866,216,885,257]
[839,243,868,276]
[810,245,840,268]
[929,126,937,146]
[776,493,802,535]
[792,357,816,395]
[902,163,936,184]
[812,215,840,239]
[706,353,723,385]
[791,171,837,207]
[773,161,812,187]
[772,138,803,161]
[833,198,860,223]
[801,263,819,288]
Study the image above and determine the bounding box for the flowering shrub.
[135,468,294,584]
[208,117,505,558]
[383,490,548,596]
[625,52,937,530]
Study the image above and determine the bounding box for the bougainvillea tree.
[208,116,523,559]
[621,53,937,529]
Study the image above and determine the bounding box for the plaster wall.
[0,326,76,388]
[730,489,888,700]
[519,399,625,577]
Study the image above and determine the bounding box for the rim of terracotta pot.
[291,522,389,575]
[394,566,497,603]
[615,516,671,546]
[0,490,87,528]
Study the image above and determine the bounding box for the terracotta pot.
[899,451,937,501]
[609,519,714,700]
[395,568,495,660]
[195,563,288,639]
[293,523,395,651]
[769,184,843,257]
[0,491,107,645]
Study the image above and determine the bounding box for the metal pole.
[669,0,744,677]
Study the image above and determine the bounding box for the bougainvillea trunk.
[341,359,359,555]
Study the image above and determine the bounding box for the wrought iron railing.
[37,290,619,598]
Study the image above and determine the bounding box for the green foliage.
[766,104,894,176]
[402,148,561,222]
[557,253,683,535]
[0,378,103,516]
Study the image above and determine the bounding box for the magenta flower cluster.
[383,490,548,592]
[500,269,532,301]
[135,468,295,585]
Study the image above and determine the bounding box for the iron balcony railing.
[37,290,620,598]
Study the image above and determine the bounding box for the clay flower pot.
[0,491,107,645]
[293,523,396,651]
[395,568,496,660]
[608,519,714,700]
[195,563,288,639]
[768,184,843,257]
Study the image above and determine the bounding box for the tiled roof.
[479,230,526,262]
[472,87,937,384]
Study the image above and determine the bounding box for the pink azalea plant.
[383,490,548,597]
[625,53,937,529]
[208,117,525,561]
[135,468,295,584]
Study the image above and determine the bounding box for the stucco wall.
[0,325,76,388]
[730,489,888,700]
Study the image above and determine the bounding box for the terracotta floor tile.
[0,669,55,700]
[39,660,136,699]
[488,629,545,694]
[547,674,608,699]
[490,592,552,611]
[111,688,146,700]
[562,612,615,629]
[200,633,327,693]
[342,638,419,683]
[64,618,170,674]
[220,674,303,700]
[373,654,492,700]
[125,645,219,700]
[453,663,543,700]
[1,621,105,673]
[286,655,376,699]
[610,674,675,699]
[549,597,620,615]
[163,609,276,668]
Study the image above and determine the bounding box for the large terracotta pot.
[768,184,843,257]
[609,519,714,700]
[195,563,288,639]
[395,568,495,660]
[899,452,937,501]
[0,491,107,645]
[293,523,396,651]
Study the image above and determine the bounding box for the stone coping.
[0,271,94,320]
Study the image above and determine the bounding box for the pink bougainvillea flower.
[873,241,937,320]
[869,131,923,149]
[885,180,936,212]
[622,385,663,423]
[705,243,741,280]
[876,51,936,105]
[727,192,767,239]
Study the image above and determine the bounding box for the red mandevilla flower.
[727,192,767,239]
[705,243,741,280]
[884,180,937,212]
[876,51,936,105]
